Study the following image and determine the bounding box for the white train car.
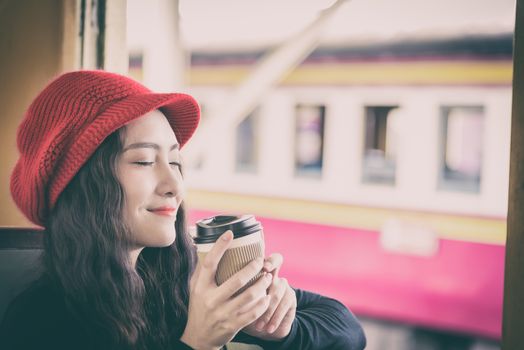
[157,34,512,340]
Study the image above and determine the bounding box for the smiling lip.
[148,207,177,217]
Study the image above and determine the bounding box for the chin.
[134,224,177,247]
[156,230,177,247]
[144,232,175,247]
[163,234,177,247]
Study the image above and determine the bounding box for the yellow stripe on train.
[187,61,512,86]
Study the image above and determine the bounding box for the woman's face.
[116,109,184,250]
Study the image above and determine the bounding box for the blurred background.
[0,0,517,349]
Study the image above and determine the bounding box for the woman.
[0,70,366,349]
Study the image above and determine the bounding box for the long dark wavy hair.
[43,127,197,349]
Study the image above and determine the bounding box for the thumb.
[198,230,234,285]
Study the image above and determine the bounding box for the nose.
[156,161,184,200]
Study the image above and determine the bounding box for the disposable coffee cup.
[195,215,265,293]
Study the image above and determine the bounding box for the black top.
[0,279,366,350]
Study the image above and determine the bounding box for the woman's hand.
[181,231,274,350]
[242,253,297,341]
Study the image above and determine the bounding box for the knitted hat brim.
[46,91,200,216]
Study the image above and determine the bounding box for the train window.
[438,106,484,193]
[294,105,325,178]
[362,106,399,185]
[235,110,259,173]
[128,52,144,82]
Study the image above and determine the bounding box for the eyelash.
[133,161,182,169]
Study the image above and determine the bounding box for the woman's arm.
[234,288,366,350]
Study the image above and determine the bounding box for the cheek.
[178,180,187,200]
[120,174,155,208]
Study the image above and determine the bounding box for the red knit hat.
[10,70,200,227]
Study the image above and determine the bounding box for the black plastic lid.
[194,214,262,244]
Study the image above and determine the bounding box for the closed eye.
[132,161,181,169]
[133,161,154,166]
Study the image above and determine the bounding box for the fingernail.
[265,273,272,281]
[267,324,276,333]
[221,231,232,241]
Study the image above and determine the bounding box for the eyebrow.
[122,142,180,153]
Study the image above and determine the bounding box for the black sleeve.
[173,338,196,350]
[233,288,366,350]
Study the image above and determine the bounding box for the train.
[130,32,512,340]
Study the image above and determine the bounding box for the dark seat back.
[0,228,44,320]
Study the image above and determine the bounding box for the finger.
[270,307,296,337]
[231,272,274,314]
[266,283,295,333]
[263,253,283,275]
[217,257,265,302]
[236,294,271,330]
[189,263,201,290]
[265,294,293,333]
[198,231,233,285]
[255,279,286,331]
